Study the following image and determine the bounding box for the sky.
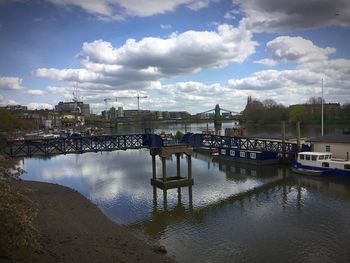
[0,0,350,114]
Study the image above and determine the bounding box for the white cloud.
[147,81,242,113]
[227,69,323,91]
[224,9,240,20]
[27,102,53,110]
[226,60,350,105]
[27,89,44,95]
[266,36,336,63]
[235,0,350,32]
[0,94,17,106]
[47,0,217,20]
[253,58,277,67]
[47,86,69,95]
[36,24,257,87]
[160,24,172,29]
[0,77,24,91]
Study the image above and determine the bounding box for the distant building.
[55,101,90,117]
[306,135,350,159]
[2,105,28,111]
[169,111,191,119]
[117,107,124,117]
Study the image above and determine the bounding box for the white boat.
[292,152,350,177]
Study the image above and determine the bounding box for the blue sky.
[0,0,349,114]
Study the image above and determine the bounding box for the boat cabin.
[297,152,350,171]
[298,152,332,162]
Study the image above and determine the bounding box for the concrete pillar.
[162,157,167,182]
[176,153,180,178]
[152,154,156,180]
[187,155,192,179]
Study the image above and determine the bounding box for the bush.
[0,155,39,259]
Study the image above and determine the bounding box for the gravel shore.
[11,180,174,263]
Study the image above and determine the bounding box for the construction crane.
[116,94,148,111]
[136,94,148,111]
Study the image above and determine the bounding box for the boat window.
[240,151,246,158]
[300,154,305,160]
[322,162,329,168]
[319,155,324,160]
[306,155,311,160]
[312,155,317,161]
[345,164,350,170]
[250,152,256,159]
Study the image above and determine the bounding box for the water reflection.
[22,149,350,262]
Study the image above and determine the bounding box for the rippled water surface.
[22,149,350,262]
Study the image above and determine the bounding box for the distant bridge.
[198,104,241,128]
[3,133,298,158]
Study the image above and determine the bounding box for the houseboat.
[291,152,350,176]
[212,147,279,165]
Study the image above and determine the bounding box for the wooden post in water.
[296,121,301,152]
[163,189,167,210]
[176,153,180,178]
[187,155,192,180]
[162,157,167,182]
[178,187,181,203]
[153,186,157,207]
[152,154,156,181]
[189,185,193,210]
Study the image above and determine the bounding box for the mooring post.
[163,189,167,210]
[187,155,192,179]
[189,185,193,210]
[176,153,180,178]
[153,186,157,207]
[162,157,167,182]
[152,154,156,180]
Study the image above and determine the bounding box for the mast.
[321,78,324,136]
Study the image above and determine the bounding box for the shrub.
[0,155,39,259]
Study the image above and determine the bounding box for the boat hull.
[292,162,350,177]
[290,167,323,176]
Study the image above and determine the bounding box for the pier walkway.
[3,133,298,158]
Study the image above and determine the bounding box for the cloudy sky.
[0,0,349,114]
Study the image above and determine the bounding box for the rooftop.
[306,134,350,144]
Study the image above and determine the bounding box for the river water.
[21,122,350,262]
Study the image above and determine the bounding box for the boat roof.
[306,134,350,143]
[298,152,332,155]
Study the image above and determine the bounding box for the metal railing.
[183,134,297,154]
[4,134,164,157]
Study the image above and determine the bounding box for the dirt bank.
[11,180,174,263]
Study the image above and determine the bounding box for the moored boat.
[292,152,350,177]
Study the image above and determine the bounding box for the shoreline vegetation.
[1,179,174,262]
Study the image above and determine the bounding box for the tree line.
[242,96,350,125]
